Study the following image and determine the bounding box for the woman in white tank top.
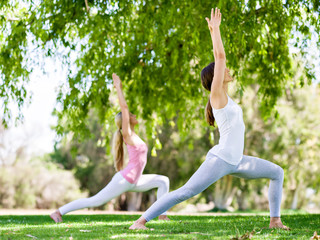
[130,7,289,230]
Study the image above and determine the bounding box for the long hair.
[201,62,215,91]
[205,98,215,127]
[201,62,216,127]
[112,112,124,171]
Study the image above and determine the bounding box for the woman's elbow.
[120,103,129,109]
[215,53,226,60]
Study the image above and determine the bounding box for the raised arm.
[206,8,227,102]
[112,73,132,138]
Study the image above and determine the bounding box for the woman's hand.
[205,8,221,32]
[112,73,122,89]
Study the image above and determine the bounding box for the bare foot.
[129,216,148,230]
[269,217,290,230]
[158,215,171,221]
[129,222,149,230]
[50,210,62,223]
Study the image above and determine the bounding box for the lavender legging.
[59,173,169,215]
[143,153,284,221]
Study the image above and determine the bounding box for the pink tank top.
[120,142,148,184]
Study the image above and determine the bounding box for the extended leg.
[51,172,132,222]
[130,154,235,229]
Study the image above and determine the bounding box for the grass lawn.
[0,213,319,239]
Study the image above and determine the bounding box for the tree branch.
[85,0,90,13]
[5,16,20,21]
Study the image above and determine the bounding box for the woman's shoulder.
[124,134,146,147]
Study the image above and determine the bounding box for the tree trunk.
[236,190,248,210]
[212,175,236,210]
[126,192,143,211]
[291,184,300,210]
[236,179,249,210]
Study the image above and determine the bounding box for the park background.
[0,0,320,216]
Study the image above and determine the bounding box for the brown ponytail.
[201,62,215,91]
[201,62,216,127]
[205,98,215,127]
[112,113,124,171]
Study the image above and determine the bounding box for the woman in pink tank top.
[50,73,170,223]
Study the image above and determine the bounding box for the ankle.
[56,210,62,216]
[270,217,284,226]
[270,217,281,222]
[136,217,147,225]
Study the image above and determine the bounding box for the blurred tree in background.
[0,126,85,209]
[0,0,319,211]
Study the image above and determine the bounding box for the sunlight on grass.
[103,221,133,226]
[110,233,152,239]
[0,213,319,239]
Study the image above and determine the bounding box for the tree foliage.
[0,0,319,135]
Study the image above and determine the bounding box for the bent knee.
[155,175,170,189]
[273,166,284,181]
[160,176,170,188]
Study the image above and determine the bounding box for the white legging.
[142,153,284,221]
[59,172,170,215]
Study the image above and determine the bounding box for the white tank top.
[209,95,245,165]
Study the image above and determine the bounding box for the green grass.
[0,213,319,239]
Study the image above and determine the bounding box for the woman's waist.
[210,136,244,154]
[123,161,146,171]
[209,145,244,162]
[218,133,245,144]
[218,122,245,135]
[127,151,148,160]
[210,143,244,151]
